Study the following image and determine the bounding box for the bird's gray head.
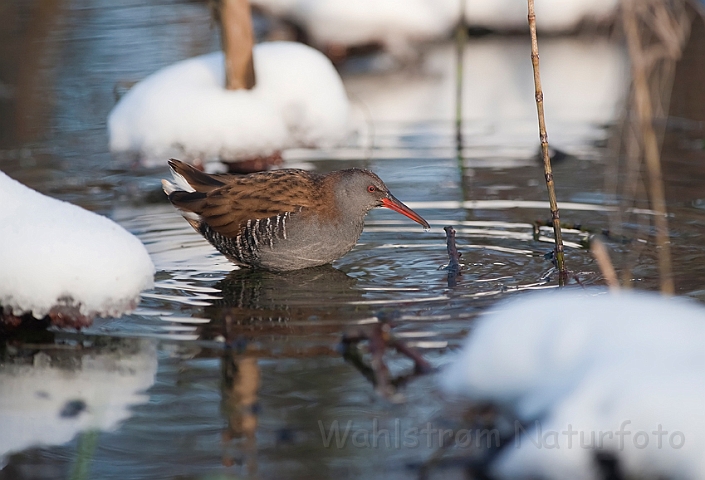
[332,169,430,228]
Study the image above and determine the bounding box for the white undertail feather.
[162,165,202,230]
[162,164,196,194]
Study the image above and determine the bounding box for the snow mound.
[0,171,155,319]
[108,41,350,165]
[253,0,458,54]
[441,288,705,480]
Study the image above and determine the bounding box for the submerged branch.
[342,321,433,400]
[444,226,462,288]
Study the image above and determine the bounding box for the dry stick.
[219,0,256,90]
[590,237,620,291]
[527,0,567,284]
[622,0,675,295]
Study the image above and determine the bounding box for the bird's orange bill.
[381,195,430,229]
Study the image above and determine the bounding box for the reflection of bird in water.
[203,266,432,401]
[218,264,358,307]
[162,159,429,271]
[221,355,259,473]
[202,265,367,340]
[210,266,363,471]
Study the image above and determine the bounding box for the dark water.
[2,2,705,479]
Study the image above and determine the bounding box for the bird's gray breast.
[257,212,365,271]
[200,210,365,271]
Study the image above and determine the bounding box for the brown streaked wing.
[197,170,326,238]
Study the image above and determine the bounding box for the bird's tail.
[162,159,226,196]
[162,159,220,231]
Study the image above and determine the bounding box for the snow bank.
[108,41,350,165]
[441,289,705,480]
[0,171,155,319]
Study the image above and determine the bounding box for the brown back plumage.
[166,159,328,238]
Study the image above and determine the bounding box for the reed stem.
[455,0,466,157]
[622,0,675,295]
[527,0,567,283]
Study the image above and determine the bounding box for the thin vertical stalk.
[455,0,470,204]
[455,0,466,158]
[622,0,675,295]
[527,0,567,283]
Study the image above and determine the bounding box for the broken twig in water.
[590,237,620,291]
[444,226,462,287]
[527,0,567,285]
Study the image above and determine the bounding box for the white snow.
[256,0,459,56]
[0,340,157,460]
[0,171,155,319]
[465,0,618,32]
[251,0,618,52]
[108,41,350,166]
[440,288,705,479]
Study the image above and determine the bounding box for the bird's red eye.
[367,185,376,193]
